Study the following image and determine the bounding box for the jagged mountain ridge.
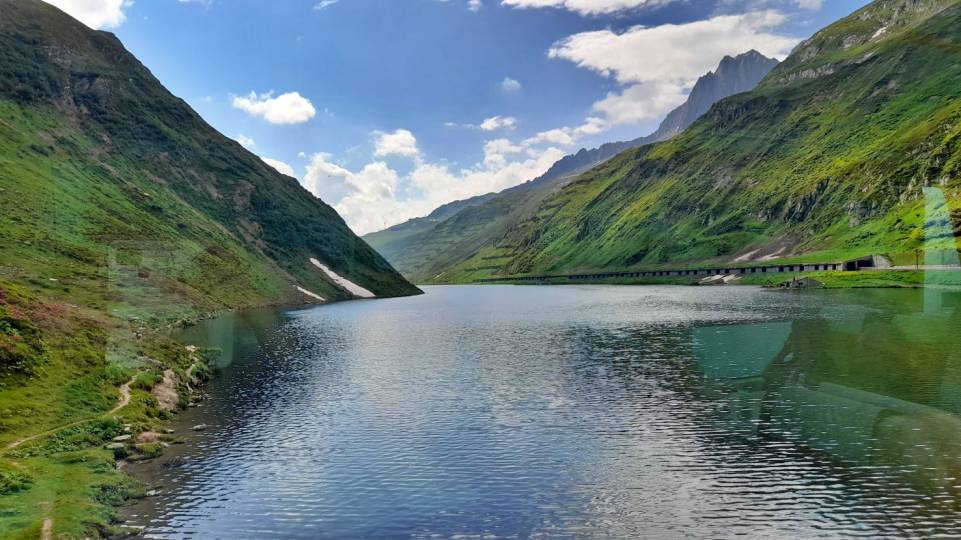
[533,50,781,188]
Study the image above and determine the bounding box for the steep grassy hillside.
[365,52,779,282]
[0,0,418,304]
[0,1,416,536]
[431,0,961,283]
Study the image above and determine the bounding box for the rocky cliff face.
[658,50,780,139]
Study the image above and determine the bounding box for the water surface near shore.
[124,285,961,539]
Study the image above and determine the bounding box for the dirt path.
[2,376,136,453]
[0,377,136,540]
[109,376,134,415]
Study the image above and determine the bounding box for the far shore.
[420,269,961,290]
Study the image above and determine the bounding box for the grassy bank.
[740,270,961,288]
[0,278,220,538]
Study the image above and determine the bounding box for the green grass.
[0,283,207,538]
[739,270,961,288]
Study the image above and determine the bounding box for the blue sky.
[46,0,869,234]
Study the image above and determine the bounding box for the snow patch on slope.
[309,258,376,298]
[296,286,326,302]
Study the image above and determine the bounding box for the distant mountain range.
[364,50,780,280]
[383,0,961,283]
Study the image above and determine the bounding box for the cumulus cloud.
[591,82,688,125]
[524,128,575,147]
[468,0,483,11]
[502,0,824,16]
[479,116,518,131]
[300,129,566,234]
[482,138,525,169]
[502,0,671,16]
[232,91,317,125]
[302,155,404,234]
[261,157,296,177]
[42,0,131,29]
[445,116,519,131]
[573,116,607,137]
[549,12,794,85]
[501,77,523,92]
[374,129,420,157]
[548,11,797,128]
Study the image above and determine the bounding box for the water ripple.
[124,286,961,539]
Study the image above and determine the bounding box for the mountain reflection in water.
[695,288,961,493]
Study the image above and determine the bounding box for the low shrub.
[0,469,33,495]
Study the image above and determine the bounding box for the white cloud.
[234,134,256,148]
[42,0,131,29]
[374,129,420,157]
[502,0,671,16]
[479,116,518,131]
[468,0,483,11]
[483,138,525,169]
[300,130,566,234]
[591,82,688,126]
[501,0,822,16]
[261,157,296,177]
[549,12,794,85]
[303,153,368,204]
[501,77,523,92]
[548,11,797,128]
[303,155,404,233]
[445,116,518,131]
[793,0,823,9]
[232,91,317,125]
[524,128,575,147]
[314,0,338,10]
[573,116,606,137]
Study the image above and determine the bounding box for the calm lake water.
[124,285,961,539]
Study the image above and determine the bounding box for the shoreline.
[0,291,347,539]
[417,269,961,290]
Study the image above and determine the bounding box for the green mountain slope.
[0,0,419,305]
[429,0,961,283]
[365,51,780,282]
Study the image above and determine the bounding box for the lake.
[123,285,961,539]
